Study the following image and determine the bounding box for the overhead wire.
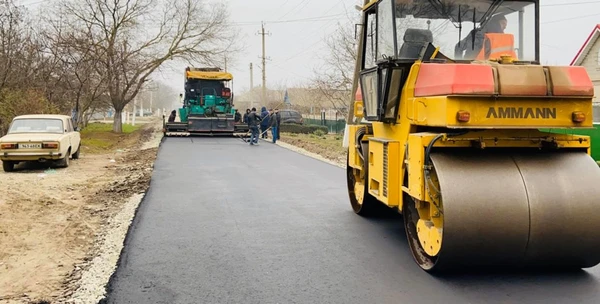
[275,0,311,22]
[542,12,600,24]
[541,1,600,7]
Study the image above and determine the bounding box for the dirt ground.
[0,119,162,304]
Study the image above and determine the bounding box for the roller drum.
[425,151,600,270]
[514,152,600,268]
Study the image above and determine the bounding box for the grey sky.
[18,0,600,102]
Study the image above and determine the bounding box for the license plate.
[19,143,42,149]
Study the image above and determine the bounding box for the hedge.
[279,123,328,134]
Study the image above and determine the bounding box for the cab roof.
[186,70,233,81]
[13,114,71,120]
[363,0,533,22]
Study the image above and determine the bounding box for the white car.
[0,114,81,172]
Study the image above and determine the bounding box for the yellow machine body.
[345,0,600,272]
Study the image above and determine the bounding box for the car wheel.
[57,150,70,168]
[2,161,15,172]
[72,144,81,159]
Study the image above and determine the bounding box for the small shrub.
[279,123,328,134]
[313,129,326,136]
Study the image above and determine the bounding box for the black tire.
[72,144,81,159]
[2,161,14,172]
[57,149,70,168]
[346,146,386,216]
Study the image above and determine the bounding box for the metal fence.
[304,118,346,134]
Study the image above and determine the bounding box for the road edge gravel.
[63,124,164,304]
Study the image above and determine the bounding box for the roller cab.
[346,0,600,272]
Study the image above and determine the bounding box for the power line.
[276,0,311,21]
[542,1,600,7]
[542,12,600,24]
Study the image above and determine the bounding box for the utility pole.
[249,63,254,89]
[224,55,228,72]
[257,22,270,104]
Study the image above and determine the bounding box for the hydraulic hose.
[423,132,468,214]
[355,126,367,162]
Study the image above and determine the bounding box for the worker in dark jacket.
[260,106,270,139]
[270,109,280,143]
[246,107,262,145]
[168,110,176,122]
[275,108,281,140]
[243,109,250,124]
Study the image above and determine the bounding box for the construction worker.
[243,109,250,124]
[475,14,517,60]
[246,107,262,145]
[168,110,176,122]
[260,106,270,139]
[269,109,280,144]
[454,14,515,60]
[274,108,281,140]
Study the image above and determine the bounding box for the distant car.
[0,114,81,172]
[278,109,303,124]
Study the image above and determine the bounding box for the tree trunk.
[113,108,123,133]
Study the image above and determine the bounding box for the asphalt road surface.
[105,137,600,304]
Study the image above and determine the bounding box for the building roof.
[571,24,600,66]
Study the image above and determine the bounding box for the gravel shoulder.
[0,119,163,304]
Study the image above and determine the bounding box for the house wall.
[581,36,600,82]
[579,36,600,121]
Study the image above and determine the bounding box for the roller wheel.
[346,147,383,216]
[403,150,600,272]
[403,167,442,272]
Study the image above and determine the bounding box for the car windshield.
[8,119,64,134]
[364,0,536,65]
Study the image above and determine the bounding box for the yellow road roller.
[345,0,600,272]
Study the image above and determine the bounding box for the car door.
[69,118,81,151]
[281,111,291,123]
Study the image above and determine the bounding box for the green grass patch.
[80,122,142,153]
[80,122,140,134]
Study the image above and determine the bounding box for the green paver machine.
[163,67,247,136]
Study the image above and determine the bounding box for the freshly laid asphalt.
[105,137,600,304]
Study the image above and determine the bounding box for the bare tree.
[42,17,110,128]
[0,0,65,133]
[310,16,359,115]
[55,0,240,132]
[311,11,435,117]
